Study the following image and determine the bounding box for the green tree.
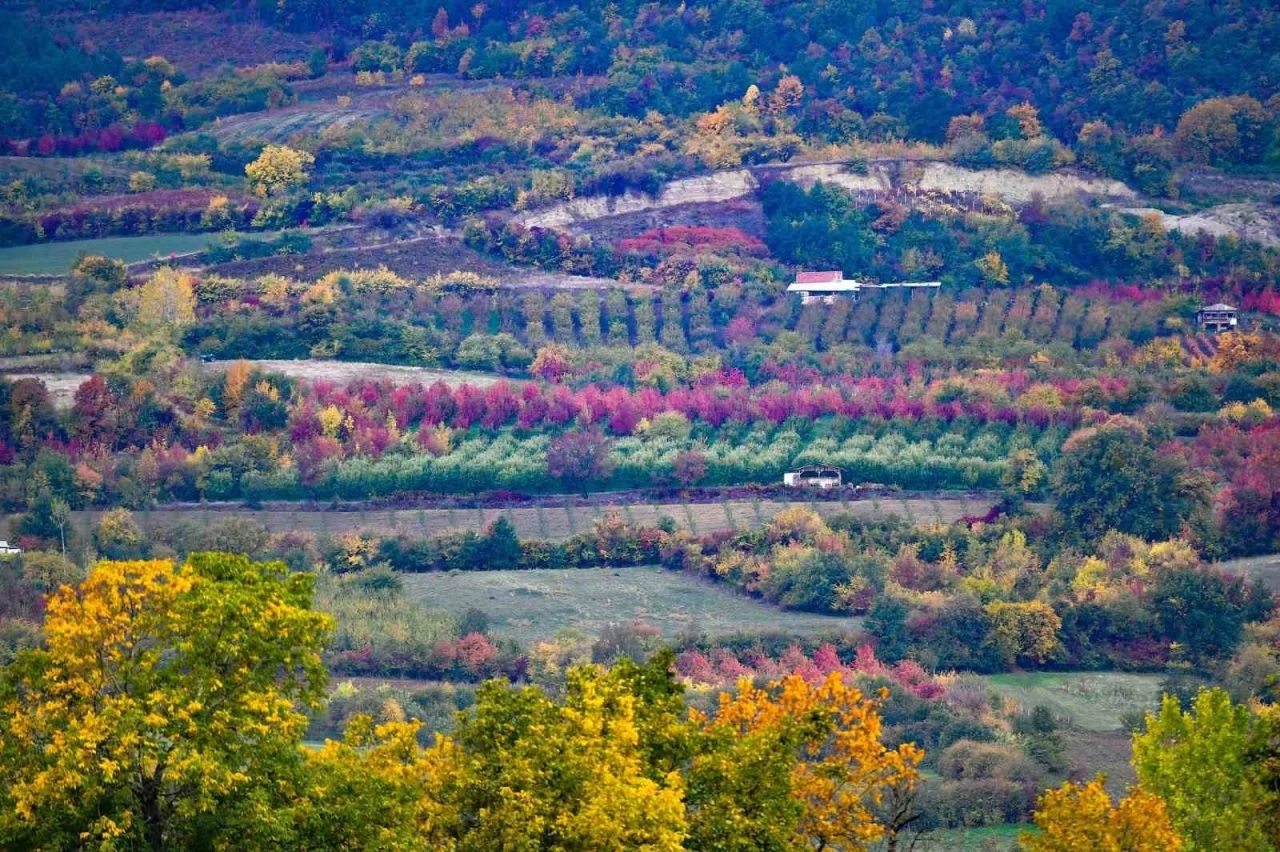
[1051,416,1208,542]
[1132,689,1275,852]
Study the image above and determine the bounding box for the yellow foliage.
[1022,777,1182,852]
[1008,102,1043,138]
[0,556,331,848]
[244,144,315,196]
[133,267,196,332]
[707,673,924,851]
[1133,337,1187,369]
[766,505,831,543]
[975,251,1010,285]
[128,170,156,193]
[1211,332,1275,373]
[984,600,1062,665]
[222,360,255,412]
[1219,398,1273,426]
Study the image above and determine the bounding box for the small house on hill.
[788,271,941,304]
[787,271,861,305]
[783,465,843,489]
[1196,303,1238,333]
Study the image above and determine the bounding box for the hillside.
[1,2,1279,851]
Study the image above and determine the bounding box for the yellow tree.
[1022,776,1182,852]
[133,267,197,332]
[391,663,688,850]
[245,144,316,196]
[0,554,332,851]
[984,601,1063,666]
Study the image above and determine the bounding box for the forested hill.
[13,0,1280,148]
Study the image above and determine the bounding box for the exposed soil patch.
[200,359,504,388]
[580,199,767,244]
[3,373,90,408]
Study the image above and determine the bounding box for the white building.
[787,271,863,304]
[783,465,844,489]
[787,271,941,304]
[0,540,23,555]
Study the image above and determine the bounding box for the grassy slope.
[921,825,1024,851]
[400,566,858,644]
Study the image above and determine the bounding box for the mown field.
[68,495,1001,540]
[0,234,217,274]
[922,825,1024,851]
[983,671,1161,733]
[399,566,856,644]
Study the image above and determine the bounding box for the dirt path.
[69,495,1009,541]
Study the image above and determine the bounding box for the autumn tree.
[0,554,332,851]
[132,266,197,333]
[984,600,1063,666]
[1021,776,1182,851]
[672,449,708,488]
[547,428,614,494]
[696,671,923,851]
[245,144,316,196]
[1173,96,1272,165]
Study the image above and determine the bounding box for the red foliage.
[7,121,168,158]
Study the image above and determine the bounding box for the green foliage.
[1052,417,1209,542]
[1132,689,1277,852]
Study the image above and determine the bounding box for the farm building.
[787,271,941,304]
[1196,303,1238,333]
[783,465,844,489]
[787,271,862,304]
[0,540,22,555]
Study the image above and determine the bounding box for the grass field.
[983,672,1162,732]
[400,566,857,645]
[920,825,1024,851]
[1218,553,1280,590]
[0,234,218,275]
[69,496,1000,541]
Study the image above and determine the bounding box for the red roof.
[794,270,843,285]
